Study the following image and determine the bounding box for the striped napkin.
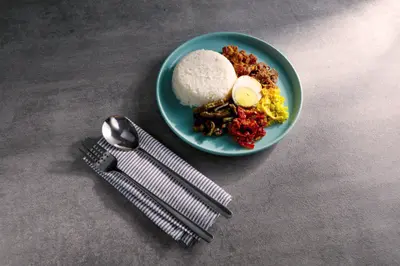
[83,123,232,246]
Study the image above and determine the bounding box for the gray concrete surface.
[1,0,400,265]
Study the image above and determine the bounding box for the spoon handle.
[114,168,213,243]
[138,147,232,218]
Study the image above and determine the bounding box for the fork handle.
[114,168,213,243]
[138,147,232,218]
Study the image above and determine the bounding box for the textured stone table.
[1,0,400,265]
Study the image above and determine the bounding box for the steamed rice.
[172,49,237,107]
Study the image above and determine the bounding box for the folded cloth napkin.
[83,122,232,246]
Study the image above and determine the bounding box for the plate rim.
[156,31,303,156]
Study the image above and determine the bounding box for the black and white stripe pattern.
[83,123,232,246]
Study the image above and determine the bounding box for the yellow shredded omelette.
[257,86,289,125]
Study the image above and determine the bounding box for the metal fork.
[80,142,213,243]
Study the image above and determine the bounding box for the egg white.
[232,76,262,107]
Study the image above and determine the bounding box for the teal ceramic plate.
[156,32,302,156]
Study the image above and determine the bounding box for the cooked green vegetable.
[214,102,229,111]
[229,104,237,115]
[205,121,216,136]
[192,97,239,137]
[193,99,227,114]
[205,99,226,109]
[200,110,231,118]
[223,117,233,123]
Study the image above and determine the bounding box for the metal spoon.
[102,115,232,218]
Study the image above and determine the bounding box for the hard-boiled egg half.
[231,76,262,107]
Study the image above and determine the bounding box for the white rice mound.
[172,49,237,107]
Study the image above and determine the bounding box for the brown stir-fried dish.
[222,45,278,89]
[192,97,236,137]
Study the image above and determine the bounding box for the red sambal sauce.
[228,107,268,149]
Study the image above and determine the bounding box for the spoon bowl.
[102,116,139,151]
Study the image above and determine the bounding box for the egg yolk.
[234,87,259,107]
